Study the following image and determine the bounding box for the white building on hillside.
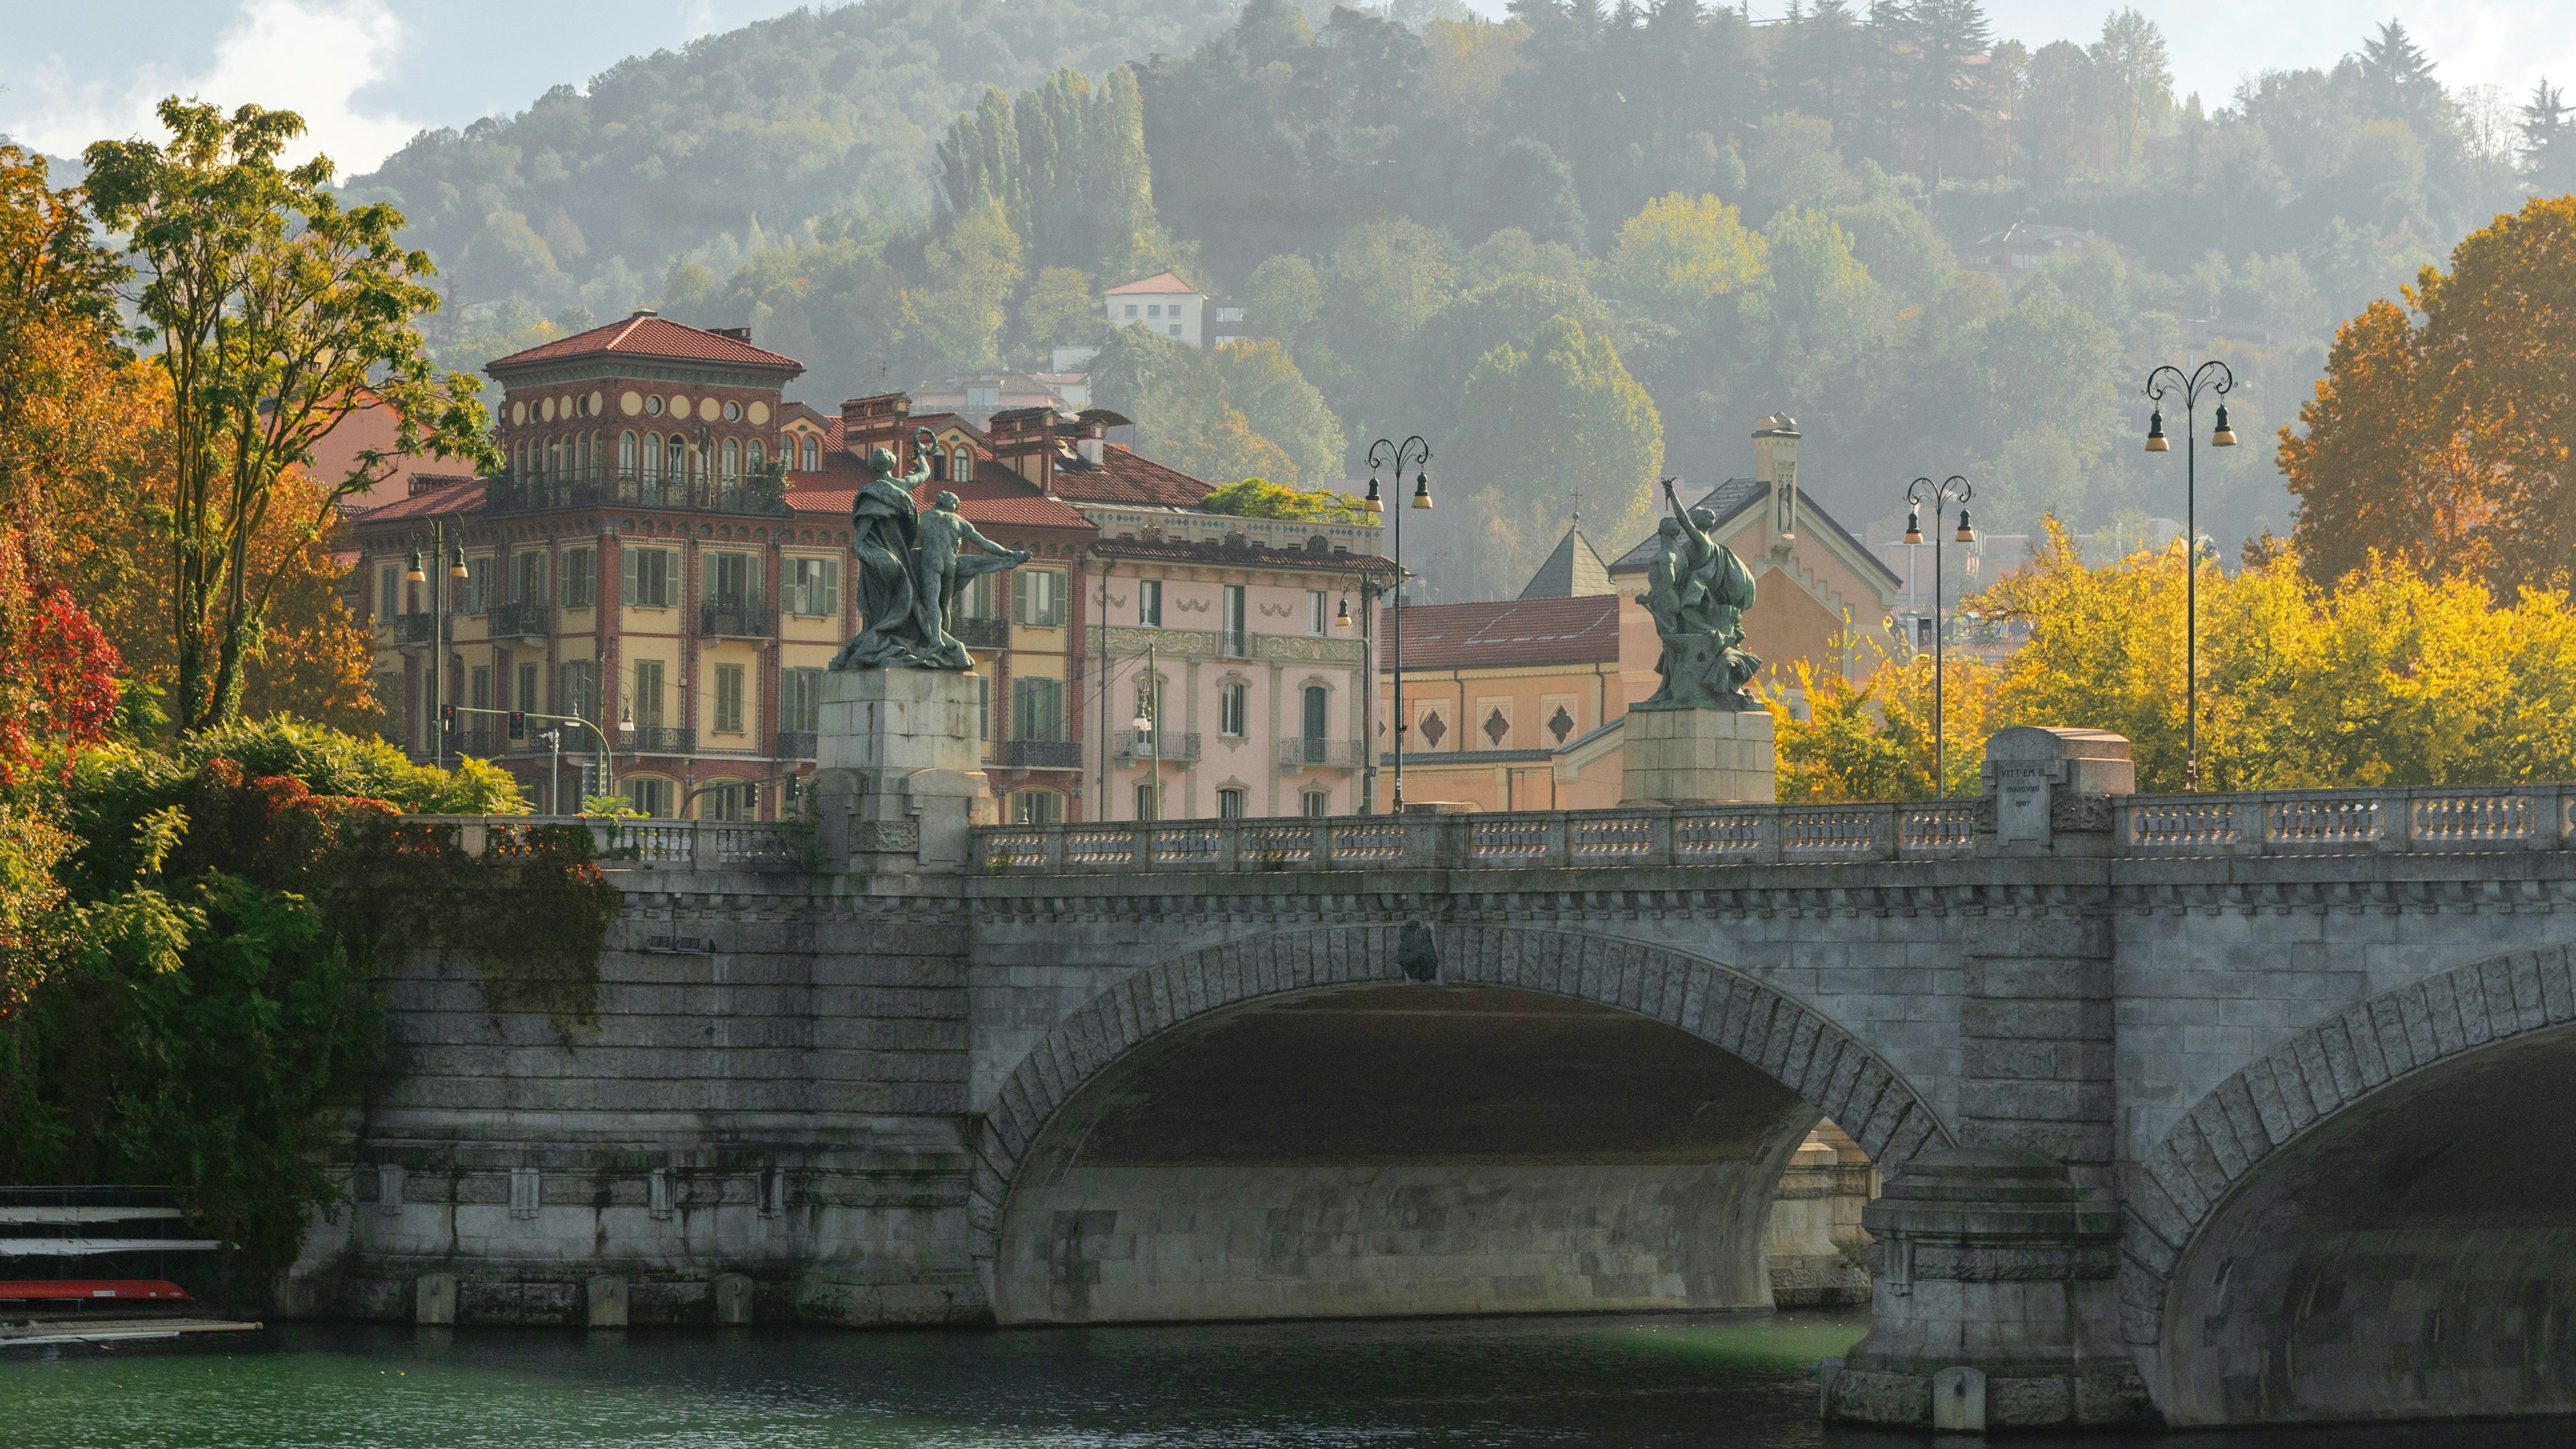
[1104,272,1204,348]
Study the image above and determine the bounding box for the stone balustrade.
[971,783,2576,875]
[400,814,804,872]
[395,783,2576,880]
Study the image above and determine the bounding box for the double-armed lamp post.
[1902,476,1976,798]
[1363,436,1432,811]
[405,527,469,770]
[2142,360,2237,792]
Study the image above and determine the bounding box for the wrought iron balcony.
[1004,739,1084,769]
[700,603,777,638]
[951,616,1010,650]
[482,465,792,518]
[1113,728,1199,763]
[392,612,435,644]
[775,730,817,760]
[453,727,501,759]
[623,725,694,753]
[488,600,550,638]
[1220,627,1249,658]
[1277,738,1364,770]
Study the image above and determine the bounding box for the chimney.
[710,325,753,342]
[987,406,1062,494]
[839,392,912,465]
[1754,413,1800,556]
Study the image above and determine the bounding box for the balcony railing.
[1004,739,1083,769]
[392,613,435,644]
[1277,738,1365,770]
[775,730,818,760]
[483,464,792,518]
[454,727,501,759]
[951,616,1009,650]
[488,600,550,638]
[623,725,693,753]
[1113,729,1200,763]
[1220,627,1248,657]
[700,602,777,638]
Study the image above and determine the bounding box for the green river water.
[3,1311,2569,1448]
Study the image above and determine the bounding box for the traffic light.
[508,710,526,741]
[440,703,458,734]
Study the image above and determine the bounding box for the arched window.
[643,433,662,482]
[620,431,637,476]
[546,439,561,478]
[748,439,764,470]
[950,447,971,483]
[674,436,692,486]
[722,437,741,480]
[802,437,818,472]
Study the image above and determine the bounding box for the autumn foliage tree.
[0,146,127,777]
[2283,195,2576,592]
[84,99,494,734]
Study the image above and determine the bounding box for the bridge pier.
[1825,727,2153,1432]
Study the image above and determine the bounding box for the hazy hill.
[341,0,1243,318]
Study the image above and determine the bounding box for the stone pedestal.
[812,667,994,873]
[1621,706,1776,804]
[1819,1148,2150,1432]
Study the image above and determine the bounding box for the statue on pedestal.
[1636,477,1763,710]
[832,430,1030,672]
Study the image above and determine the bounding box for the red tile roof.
[352,476,485,523]
[1381,594,1623,672]
[1051,444,1211,508]
[486,313,803,375]
[786,463,1093,533]
[1102,270,1199,296]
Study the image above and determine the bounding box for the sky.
[6,0,2576,178]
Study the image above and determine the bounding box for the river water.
[3,1311,2568,1448]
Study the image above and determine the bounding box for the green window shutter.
[621,548,639,605]
[821,559,838,615]
[748,555,763,606]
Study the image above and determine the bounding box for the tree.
[84,99,494,735]
[1088,325,1309,485]
[937,67,1169,280]
[900,200,1026,370]
[0,146,134,774]
[2522,78,2576,195]
[2355,19,2442,138]
[1601,192,1765,320]
[2088,9,2171,170]
[2412,195,2576,588]
[1210,339,1346,484]
[2285,197,2576,593]
[1018,266,1099,357]
[1442,313,1661,597]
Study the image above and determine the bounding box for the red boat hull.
[0,1280,189,1301]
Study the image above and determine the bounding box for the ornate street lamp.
[2143,360,2237,791]
[1904,475,1976,798]
[1364,435,1432,811]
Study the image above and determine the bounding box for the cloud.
[5,0,421,175]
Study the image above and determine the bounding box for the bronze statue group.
[833,429,1032,672]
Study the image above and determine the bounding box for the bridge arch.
[2129,944,2576,1425]
[969,923,1951,1324]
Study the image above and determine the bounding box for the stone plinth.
[1821,1148,2149,1432]
[813,667,994,873]
[1621,706,1775,804]
[818,665,986,775]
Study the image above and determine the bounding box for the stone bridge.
[288,729,2576,1433]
